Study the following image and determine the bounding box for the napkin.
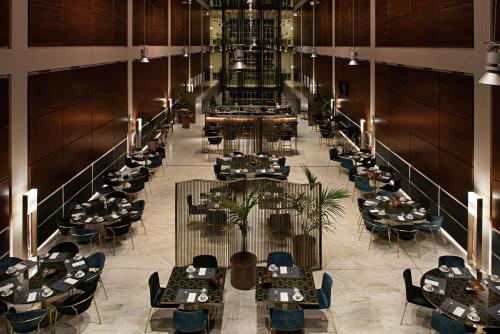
[111,214,119,219]
[369,209,379,213]
[451,267,462,275]
[84,218,93,223]
[187,293,197,303]
[424,279,439,287]
[452,306,466,317]
[198,268,206,276]
[49,252,59,260]
[398,216,405,221]
[279,267,287,275]
[280,292,289,302]
[14,263,26,271]
[72,260,85,268]
[0,283,13,292]
[27,292,37,303]
[64,278,78,286]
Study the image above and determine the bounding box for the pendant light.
[479,0,500,86]
[232,47,247,70]
[139,0,149,63]
[348,0,359,66]
[310,0,318,58]
[182,0,191,58]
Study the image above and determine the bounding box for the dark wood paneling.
[492,86,500,230]
[316,56,332,95]
[171,0,186,46]
[376,63,474,205]
[335,0,369,47]
[29,110,62,165]
[0,0,10,47]
[29,0,127,46]
[62,100,93,146]
[62,134,93,182]
[0,179,9,232]
[29,150,63,200]
[375,0,473,47]
[28,72,62,119]
[133,0,168,46]
[62,68,92,108]
[316,0,333,46]
[92,121,114,159]
[133,57,169,120]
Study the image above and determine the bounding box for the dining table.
[0,253,89,305]
[355,166,393,185]
[219,154,283,179]
[362,196,428,226]
[70,197,137,227]
[421,268,500,333]
[102,169,146,188]
[255,266,318,308]
[130,150,161,163]
[339,150,373,165]
[160,266,226,307]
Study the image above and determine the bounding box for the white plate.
[467,313,480,322]
[491,275,500,283]
[268,264,278,272]
[423,284,434,292]
[406,214,414,220]
[292,294,304,302]
[1,289,12,297]
[75,270,85,279]
[39,253,49,259]
[6,267,16,275]
[197,294,208,302]
[186,266,196,274]
[42,290,54,298]
[439,265,450,273]
[73,254,83,261]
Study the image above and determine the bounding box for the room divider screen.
[175,178,322,269]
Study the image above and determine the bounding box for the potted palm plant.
[222,188,259,290]
[292,166,349,267]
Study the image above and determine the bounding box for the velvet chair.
[145,272,180,333]
[419,216,444,253]
[269,308,305,333]
[431,310,474,334]
[301,273,334,325]
[6,306,53,334]
[400,268,435,325]
[48,242,79,255]
[172,310,209,334]
[360,213,389,250]
[266,252,293,267]
[438,256,465,268]
[83,252,108,300]
[193,255,218,268]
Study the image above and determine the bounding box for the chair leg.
[113,236,116,256]
[131,233,135,249]
[144,188,148,202]
[142,219,147,234]
[368,232,373,250]
[76,313,80,334]
[400,302,408,325]
[99,277,109,300]
[429,228,437,253]
[94,299,102,324]
[397,236,400,258]
[144,307,153,333]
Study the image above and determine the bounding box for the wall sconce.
[22,189,38,257]
[360,119,366,132]
[168,98,173,109]
[468,191,484,275]
[136,118,143,148]
[310,80,317,95]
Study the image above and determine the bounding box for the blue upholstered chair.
[328,148,341,172]
[301,273,334,324]
[146,156,165,176]
[131,200,147,234]
[360,213,389,250]
[267,252,294,267]
[70,228,99,250]
[419,215,444,253]
[376,190,394,198]
[438,255,465,268]
[172,310,209,334]
[401,268,435,325]
[353,176,376,200]
[431,310,474,334]
[277,165,290,181]
[104,217,134,256]
[0,257,23,274]
[269,308,305,333]
[145,272,180,333]
[6,306,53,334]
[339,157,354,177]
[83,252,108,300]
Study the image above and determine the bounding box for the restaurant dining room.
[0,0,499,333]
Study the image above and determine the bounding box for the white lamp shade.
[478,71,500,86]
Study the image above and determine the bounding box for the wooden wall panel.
[29,62,128,200]
[29,0,128,46]
[190,1,201,46]
[335,57,370,127]
[0,0,10,47]
[315,0,332,46]
[316,55,332,95]
[375,0,473,47]
[301,3,313,46]
[133,57,168,122]
[335,0,370,47]
[375,63,474,204]
[171,0,187,46]
[491,86,500,229]
[133,0,168,46]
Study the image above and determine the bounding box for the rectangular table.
[161,267,226,306]
[255,267,319,306]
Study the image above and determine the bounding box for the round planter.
[293,234,317,267]
[230,252,257,290]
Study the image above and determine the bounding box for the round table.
[421,268,500,333]
[363,197,428,226]
[70,198,134,226]
[355,167,393,183]
[102,170,145,188]
[0,254,89,305]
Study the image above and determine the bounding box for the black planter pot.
[230,252,257,290]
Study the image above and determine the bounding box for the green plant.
[172,88,193,111]
[292,166,349,236]
[309,92,333,118]
[222,188,260,253]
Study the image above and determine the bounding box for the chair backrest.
[340,157,354,170]
[173,310,207,333]
[133,200,146,212]
[425,216,443,232]
[49,242,79,254]
[107,217,133,236]
[206,210,227,225]
[361,213,384,231]
[0,257,23,274]
[214,164,221,174]
[348,166,357,182]
[6,307,52,333]
[148,272,160,307]
[391,225,418,240]
[86,252,105,273]
[193,255,218,268]
[280,165,290,176]
[438,256,465,268]
[357,198,366,213]
[321,273,333,308]
[354,176,372,192]
[402,268,417,302]
[215,158,223,165]
[267,251,294,267]
[139,167,150,182]
[278,157,286,166]
[70,228,98,244]
[329,148,339,161]
[431,310,466,334]
[270,308,305,332]
[56,281,98,315]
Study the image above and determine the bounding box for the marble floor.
[36,111,465,334]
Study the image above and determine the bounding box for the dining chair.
[82,252,108,300]
[173,310,210,334]
[139,167,153,194]
[279,131,293,155]
[57,218,83,240]
[353,176,377,201]
[328,148,341,172]
[123,179,148,202]
[6,306,54,334]
[131,200,147,234]
[438,256,465,268]
[266,251,294,267]
[205,210,228,233]
[146,156,165,177]
[207,136,223,158]
[104,216,134,256]
[53,281,101,334]
[339,157,354,177]
[360,158,376,168]
[360,213,389,250]
[187,195,209,223]
[48,241,79,255]
[391,225,420,258]
[0,257,23,274]
[430,310,473,334]
[276,165,290,181]
[380,178,401,193]
[400,268,435,325]
[277,157,286,167]
[145,272,180,333]
[125,157,141,169]
[269,308,305,333]
[193,255,218,268]
[70,228,99,251]
[301,273,335,326]
[356,198,366,230]
[347,166,357,191]
[213,165,227,181]
[419,216,444,253]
